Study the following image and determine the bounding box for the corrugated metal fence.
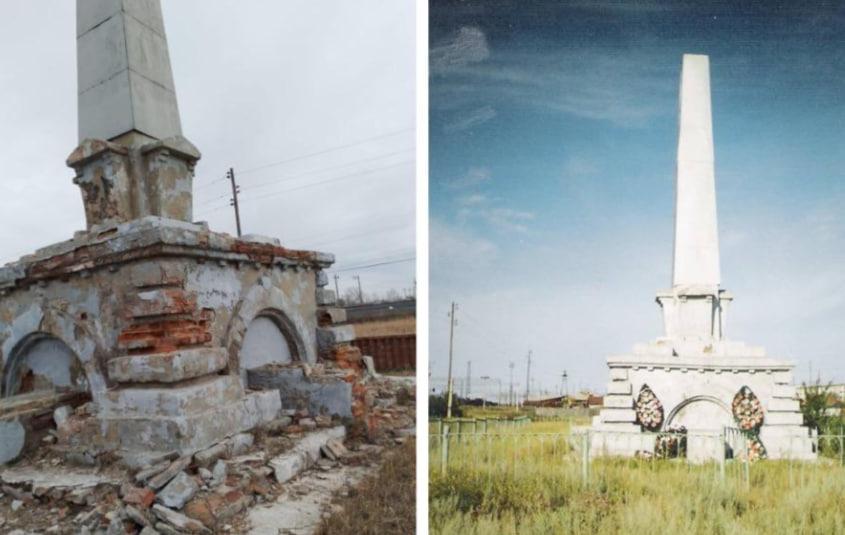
[352,334,415,371]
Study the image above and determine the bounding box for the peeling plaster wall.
[0,252,319,403]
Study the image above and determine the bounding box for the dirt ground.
[318,438,416,535]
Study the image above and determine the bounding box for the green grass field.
[429,416,845,535]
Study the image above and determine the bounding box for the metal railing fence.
[430,425,845,488]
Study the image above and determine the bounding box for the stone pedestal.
[0,217,333,457]
[591,341,814,461]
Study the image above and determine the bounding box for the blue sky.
[429,0,845,398]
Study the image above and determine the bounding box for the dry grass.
[320,439,416,535]
[429,421,845,534]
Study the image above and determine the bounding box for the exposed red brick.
[122,486,155,509]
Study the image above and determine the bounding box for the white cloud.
[443,105,497,132]
[430,26,490,73]
[447,166,491,189]
[433,48,672,127]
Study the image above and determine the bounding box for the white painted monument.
[590,54,815,461]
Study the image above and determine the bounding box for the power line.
[242,148,413,192]
[282,212,414,243]
[330,257,415,273]
[195,160,412,215]
[237,127,413,175]
[303,223,414,248]
[239,160,413,203]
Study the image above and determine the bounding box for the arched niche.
[664,395,733,432]
[2,333,89,397]
[239,310,304,382]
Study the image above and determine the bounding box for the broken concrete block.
[210,460,226,488]
[361,355,378,377]
[300,418,317,431]
[269,452,308,484]
[125,504,152,526]
[230,433,253,455]
[325,438,348,459]
[134,459,172,484]
[314,415,332,427]
[122,485,156,509]
[268,426,346,483]
[156,471,198,509]
[152,504,211,533]
[108,348,228,383]
[106,512,125,535]
[0,420,25,465]
[320,444,336,461]
[139,527,159,535]
[260,416,293,434]
[316,288,337,306]
[53,405,72,428]
[247,366,352,418]
[147,457,191,490]
[316,325,356,354]
[193,441,230,468]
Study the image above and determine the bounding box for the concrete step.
[108,347,227,383]
[99,375,242,418]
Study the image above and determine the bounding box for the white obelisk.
[76,0,182,142]
[673,54,720,291]
[657,54,730,343]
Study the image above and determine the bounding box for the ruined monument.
[0,1,356,463]
[590,54,814,461]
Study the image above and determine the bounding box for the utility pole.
[333,274,340,300]
[353,275,363,304]
[466,360,472,398]
[561,370,569,397]
[227,168,242,237]
[446,302,458,418]
[525,350,532,401]
[508,361,515,407]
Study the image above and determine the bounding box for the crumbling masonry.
[0,0,370,465]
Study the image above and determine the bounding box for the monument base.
[591,340,815,462]
[0,217,334,458]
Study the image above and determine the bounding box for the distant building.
[523,392,604,408]
[339,299,415,372]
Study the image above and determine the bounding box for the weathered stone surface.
[268,426,345,483]
[248,366,352,418]
[261,416,293,434]
[107,348,228,383]
[106,390,280,456]
[230,433,254,456]
[0,420,25,465]
[210,460,226,488]
[100,375,243,418]
[147,457,191,490]
[0,465,118,489]
[125,504,152,526]
[156,471,198,509]
[152,504,210,534]
[193,442,230,468]
[123,485,156,509]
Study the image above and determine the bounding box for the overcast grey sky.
[0,1,415,300]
